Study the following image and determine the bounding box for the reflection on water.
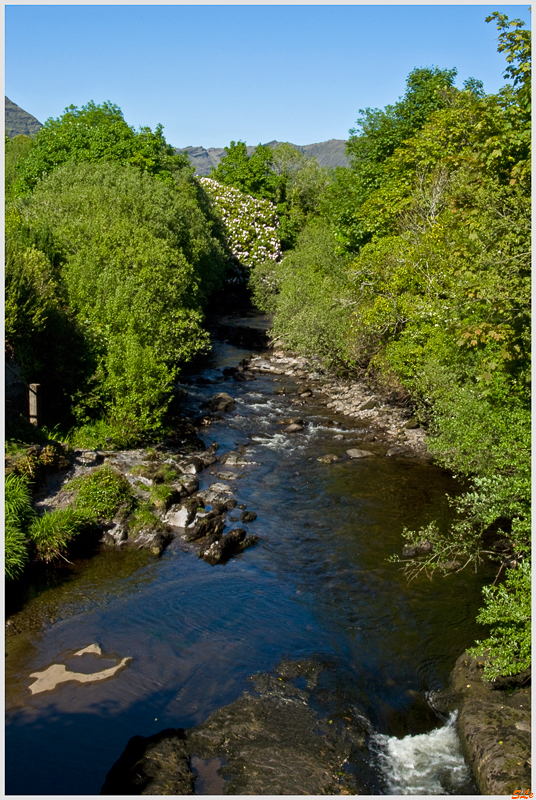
[5,314,487,795]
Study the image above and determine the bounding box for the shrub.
[469,559,531,680]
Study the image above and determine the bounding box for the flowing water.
[5,312,489,795]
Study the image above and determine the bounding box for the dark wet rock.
[216,471,238,481]
[101,521,129,546]
[219,451,253,466]
[173,475,199,497]
[129,527,174,556]
[177,456,204,475]
[346,448,374,459]
[317,454,340,464]
[186,660,363,794]
[204,393,236,413]
[233,370,255,382]
[185,513,226,543]
[100,728,194,795]
[240,510,257,523]
[223,497,237,511]
[164,499,199,529]
[442,652,531,795]
[198,453,218,469]
[284,423,304,433]
[237,503,247,511]
[198,528,256,564]
[404,417,420,429]
[386,445,414,457]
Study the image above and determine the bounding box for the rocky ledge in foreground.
[101,659,368,795]
[440,652,531,795]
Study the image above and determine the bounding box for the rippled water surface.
[5,313,488,794]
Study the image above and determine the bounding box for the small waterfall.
[371,713,474,795]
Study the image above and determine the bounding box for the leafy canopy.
[12,100,190,195]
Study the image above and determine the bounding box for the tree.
[323,66,458,251]
[19,161,228,433]
[12,100,190,195]
[211,140,278,200]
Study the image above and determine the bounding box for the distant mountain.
[5,96,43,138]
[179,139,350,176]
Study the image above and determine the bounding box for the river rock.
[164,501,198,529]
[177,456,204,475]
[317,454,340,464]
[346,448,374,459]
[204,393,236,413]
[198,528,258,565]
[359,399,379,410]
[185,513,226,543]
[445,652,531,795]
[240,510,257,523]
[130,527,174,556]
[219,451,254,466]
[173,475,199,497]
[216,471,238,481]
[386,445,413,457]
[100,728,195,795]
[185,659,363,794]
[284,423,304,433]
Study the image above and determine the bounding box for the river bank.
[5,312,528,794]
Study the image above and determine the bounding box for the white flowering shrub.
[199,177,282,281]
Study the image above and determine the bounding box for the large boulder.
[204,393,236,413]
[346,448,374,459]
[100,728,194,795]
[444,652,531,795]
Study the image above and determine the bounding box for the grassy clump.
[71,465,134,521]
[28,507,85,563]
[5,473,34,579]
[129,502,163,535]
[149,482,177,512]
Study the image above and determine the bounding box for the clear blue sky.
[5,4,532,149]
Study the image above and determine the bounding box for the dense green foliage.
[251,13,531,679]
[18,161,227,434]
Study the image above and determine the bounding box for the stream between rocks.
[5,310,494,795]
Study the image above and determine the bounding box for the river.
[5,311,491,794]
